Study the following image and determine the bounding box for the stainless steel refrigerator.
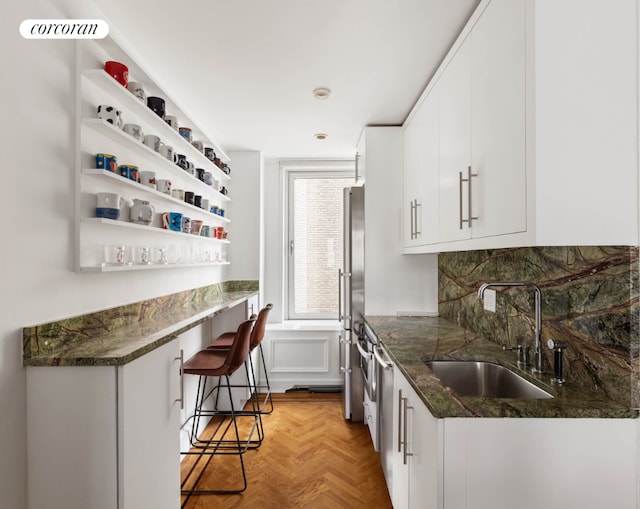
[338,185,365,422]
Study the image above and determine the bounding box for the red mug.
[104,60,129,87]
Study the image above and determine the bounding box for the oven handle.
[373,345,393,369]
[355,335,369,360]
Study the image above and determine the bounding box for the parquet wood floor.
[181,393,393,509]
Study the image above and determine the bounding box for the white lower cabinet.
[26,340,181,509]
[382,364,638,509]
[388,366,442,509]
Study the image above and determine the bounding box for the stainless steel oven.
[359,323,380,450]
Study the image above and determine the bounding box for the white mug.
[97,105,123,129]
[157,179,172,194]
[159,143,174,161]
[139,171,156,187]
[165,115,179,130]
[201,198,211,212]
[126,81,146,101]
[123,123,144,142]
[143,134,161,152]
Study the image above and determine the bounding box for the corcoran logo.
[20,19,109,39]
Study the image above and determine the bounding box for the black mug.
[194,195,202,208]
[204,147,216,162]
[184,191,194,205]
[175,154,187,170]
[220,186,228,196]
[196,168,205,182]
[147,96,166,119]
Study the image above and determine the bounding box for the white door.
[470,0,526,239]
[118,341,181,509]
[439,37,472,243]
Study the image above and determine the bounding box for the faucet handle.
[503,344,530,367]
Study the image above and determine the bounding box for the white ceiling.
[94,0,479,160]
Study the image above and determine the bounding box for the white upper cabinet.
[469,0,526,240]
[438,37,473,244]
[403,0,638,253]
[403,82,440,248]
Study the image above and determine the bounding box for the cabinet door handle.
[402,396,414,465]
[175,349,184,410]
[398,389,403,453]
[355,152,360,181]
[459,166,479,229]
[459,171,465,230]
[414,199,421,238]
[409,201,415,239]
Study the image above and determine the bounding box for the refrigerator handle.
[338,269,342,321]
[338,269,351,323]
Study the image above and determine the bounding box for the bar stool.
[180,317,256,497]
[208,303,274,416]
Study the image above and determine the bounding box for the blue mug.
[162,211,182,232]
[96,153,117,172]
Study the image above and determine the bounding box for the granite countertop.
[365,315,639,419]
[23,281,258,367]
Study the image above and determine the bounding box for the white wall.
[227,150,262,283]
[2,2,226,507]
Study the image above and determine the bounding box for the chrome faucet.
[477,282,544,374]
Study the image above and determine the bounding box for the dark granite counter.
[23,281,258,367]
[365,315,639,419]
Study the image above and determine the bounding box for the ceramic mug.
[200,225,211,237]
[184,191,194,205]
[118,164,139,181]
[175,154,188,170]
[104,60,128,86]
[204,147,216,162]
[130,198,155,225]
[97,105,123,128]
[96,153,117,172]
[171,188,185,201]
[194,195,202,208]
[178,127,192,143]
[127,81,145,101]
[146,96,166,119]
[190,219,203,235]
[203,171,213,185]
[165,115,179,130]
[123,123,144,142]
[201,198,211,212]
[162,211,183,231]
[159,143,174,161]
[192,140,204,153]
[181,216,191,234]
[96,192,123,220]
[157,179,172,194]
[184,162,195,176]
[138,171,156,187]
[143,134,161,152]
[196,168,205,182]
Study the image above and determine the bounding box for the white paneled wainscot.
[263,323,342,392]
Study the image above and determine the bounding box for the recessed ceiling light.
[314,133,328,140]
[312,87,331,100]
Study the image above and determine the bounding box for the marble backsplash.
[438,246,639,409]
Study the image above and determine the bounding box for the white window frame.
[282,160,355,320]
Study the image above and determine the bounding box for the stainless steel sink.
[424,360,553,399]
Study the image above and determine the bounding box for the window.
[286,166,354,319]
